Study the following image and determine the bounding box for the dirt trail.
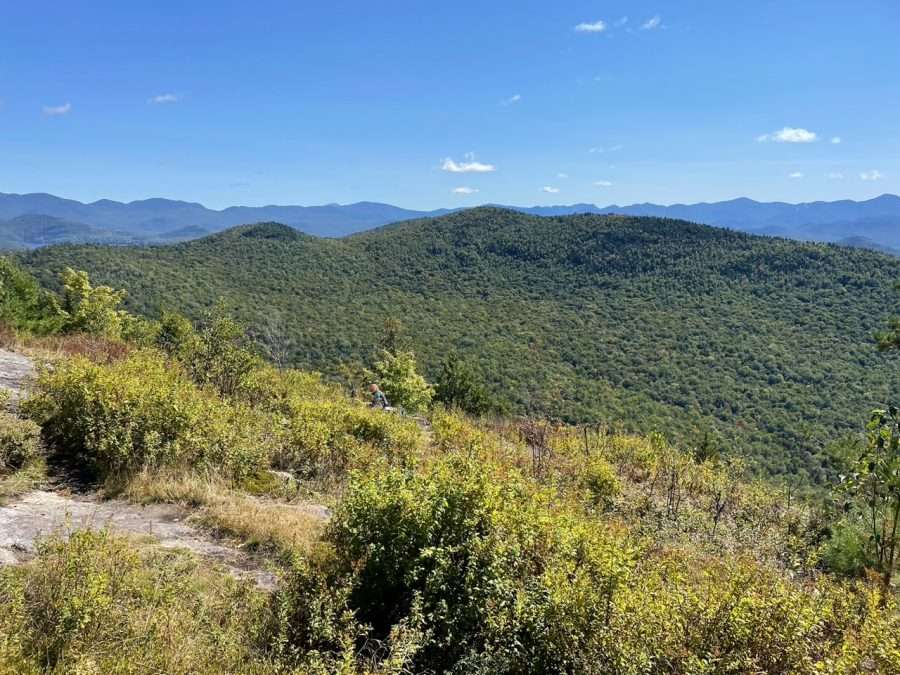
[0,350,279,588]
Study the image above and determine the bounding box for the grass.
[0,459,46,505]
[119,469,328,559]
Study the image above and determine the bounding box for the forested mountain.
[19,208,900,482]
[2,191,899,250]
[0,214,209,249]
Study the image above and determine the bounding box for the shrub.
[59,267,131,338]
[369,349,433,414]
[241,365,422,480]
[0,530,270,673]
[820,520,872,577]
[22,350,270,480]
[176,308,263,397]
[581,455,621,510]
[320,458,634,673]
[434,353,496,416]
[0,411,41,474]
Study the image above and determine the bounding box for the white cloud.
[574,20,606,33]
[542,186,560,193]
[500,94,521,106]
[827,171,845,180]
[641,15,662,30]
[594,180,613,187]
[830,136,841,144]
[557,172,569,179]
[588,144,623,153]
[756,127,818,143]
[860,170,884,181]
[42,102,72,116]
[788,172,804,179]
[150,93,180,104]
[452,187,479,195]
[441,157,496,173]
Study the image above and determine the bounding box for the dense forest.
[19,208,900,482]
[3,252,900,672]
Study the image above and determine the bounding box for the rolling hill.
[19,208,900,483]
[1,191,899,251]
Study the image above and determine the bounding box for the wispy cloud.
[574,20,606,33]
[542,186,560,194]
[557,172,569,179]
[756,127,817,143]
[500,94,521,106]
[616,16,629,27]
[830,136,841,144]
[640,15,662,30]
[826,171,845,180]
[42,102,72,116]
[588,144,623,154]
[594,180,613,187]
[860,170,884,181]
[452,186,479,194]
[150,93,180,104]
[441,157,496,173]
[788,171,804,179]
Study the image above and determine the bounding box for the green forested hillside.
[19,208,900,482]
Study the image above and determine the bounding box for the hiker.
[369,383,390,409]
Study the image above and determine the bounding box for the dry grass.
[12,332,132,364]
[121,470,327,558]
[0,459,46,505]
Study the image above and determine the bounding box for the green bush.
[0,530,270,674]
[581,455,621,510]
[0,411,41,474]
[178,308,263,397]
[59,267,131,338]
[820,520,873,577]
[320,458,633,673]
[22,350,270,480]
[369,349,433,414]
[434,353,496,416]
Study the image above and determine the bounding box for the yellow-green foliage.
[303,456,633,673]
[244,365,422,480]
[22,350,421,485]
[581,454,621,509]
[277,451,900,674]
[22,350,270,479]
[0,530,274,674]
[59,267,134,339]
[0,411,41,474]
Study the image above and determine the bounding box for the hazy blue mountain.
[835,235,900,256]
[0,192,447,240]
[0,214,143,250]
[508,194,900,249]
[0,191,897,249]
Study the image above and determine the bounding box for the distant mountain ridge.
[0,191,898,252]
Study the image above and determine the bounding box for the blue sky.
[2,0,899,210]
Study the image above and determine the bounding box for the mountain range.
[1,191,899,253]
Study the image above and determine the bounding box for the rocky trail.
[0,349,279,589]
[0,348,34,405]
